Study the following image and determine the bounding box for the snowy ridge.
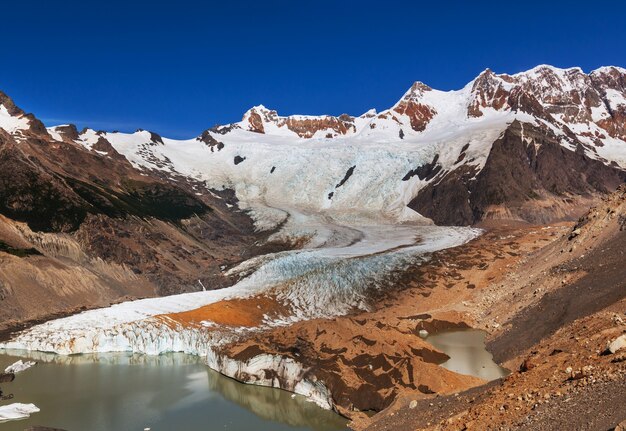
[36,65,625,229]
[62,109,527,227]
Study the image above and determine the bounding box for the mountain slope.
[40,65,626,227]
[0,93,277,330]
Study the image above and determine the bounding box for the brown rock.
[0,372,15,383]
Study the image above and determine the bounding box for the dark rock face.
[0,134,89,232]
[54,124,80,141]
[409,121,626,225]
[402,154,441,182]
[0,372,15,383]
[335,165,355,188]
[197,130,225,151]
[408,164,478,226]
[0,132,211,232]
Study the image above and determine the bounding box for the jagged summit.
[192,64,626,145]
[512,64,584,76]
[0,90,49,136]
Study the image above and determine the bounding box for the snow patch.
[0,106,30,133]
[4,359,36,374]
[0,403,40,423]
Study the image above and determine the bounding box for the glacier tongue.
[0,214,481,410]
[0,219,480,355]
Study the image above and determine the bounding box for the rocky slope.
[360,185,626,430]
[0,92,280,331]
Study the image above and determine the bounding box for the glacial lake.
[0,351,348,431]
[426,329,509,381]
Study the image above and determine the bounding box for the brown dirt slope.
[362,185,626,431]
[488,184,626,362]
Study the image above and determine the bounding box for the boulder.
[0,372,15,383]
[607,334,626,354]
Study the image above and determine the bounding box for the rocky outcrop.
[197,130,225,151]
[392,82,436,131]
[212,317,481,415]
[468,69,511,117]
[240,105,357,138]
[409,121,626,225]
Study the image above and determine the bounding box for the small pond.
[426,329,508,381]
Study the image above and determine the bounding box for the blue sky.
[2,0,625,138]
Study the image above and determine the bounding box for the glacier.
[0,217,480,410]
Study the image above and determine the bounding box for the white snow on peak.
[0,105,30,134]
[360,108,377,117]
[242,104,272,117]
[83,97,530,228]
[591,65,626,75]
[512,64,584,77]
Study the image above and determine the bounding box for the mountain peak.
[401,81,432,100]
[241,105,279,133]
[0,90,24,117]
[514,64,583,75]
[0,89,36,134]
[592,65,626,74]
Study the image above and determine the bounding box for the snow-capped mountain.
[0,64,625,235]
[35,65,626,226]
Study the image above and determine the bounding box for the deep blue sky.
[2,0,625,138]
